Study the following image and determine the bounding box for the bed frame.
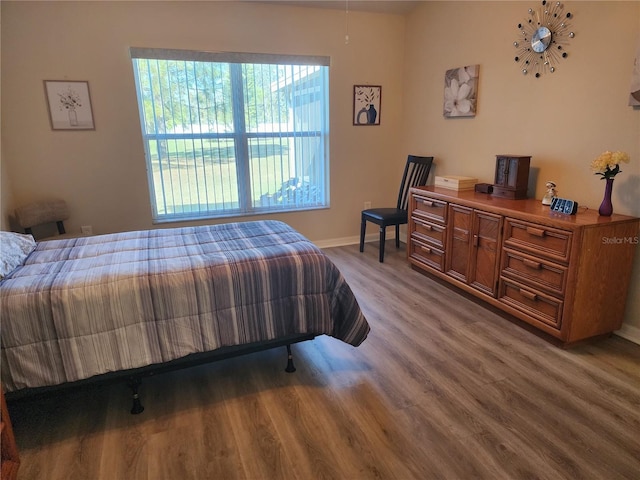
[5,333,316,414]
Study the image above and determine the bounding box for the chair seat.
[362,208,407,225]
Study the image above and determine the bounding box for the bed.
[0,220,370,412]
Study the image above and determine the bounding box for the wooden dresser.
[408,186,640,345]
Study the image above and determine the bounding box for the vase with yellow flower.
[590,151,630,216]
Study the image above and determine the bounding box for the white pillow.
[0,232,36,279]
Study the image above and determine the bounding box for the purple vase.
[598,178,614,216]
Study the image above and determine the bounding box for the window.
[130,48,330,222]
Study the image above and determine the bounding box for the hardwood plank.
[251,371,346,480]
[6,242,640,479]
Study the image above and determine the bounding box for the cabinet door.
[507,158,520,188]
[494,157,508,186]
[469,211,502,296]
[446,204,472,283]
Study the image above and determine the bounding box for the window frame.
[130,48,330,223]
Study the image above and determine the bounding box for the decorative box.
[492,155,530,199]
[434,175,478,191]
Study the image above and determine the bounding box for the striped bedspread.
[0,220,369,392]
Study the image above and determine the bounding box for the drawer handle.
[520,289,538,301]
[421,199,436,207]
[523,259,542,269]
[526,226,546,238]
[420,245,432,254]
[414,219,443,232]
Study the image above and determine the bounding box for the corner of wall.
[1,149,17,231]
[616,323,640,346]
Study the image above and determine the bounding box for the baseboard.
[313,231,407,249]
[615,323,640,345]
[313,233,383,249]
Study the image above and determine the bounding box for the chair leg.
[379,226,386,262]
[359,219,366,253]
[395,224,400,248]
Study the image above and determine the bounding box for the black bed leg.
[127,377,145,415]
[285,344,296,373]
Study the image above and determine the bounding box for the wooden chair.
[360,155,433,262]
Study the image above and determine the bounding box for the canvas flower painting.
[443,65,479,118]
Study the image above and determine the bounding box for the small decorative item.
[590,150,631,216]
[443,65,479,117]
[542,181,557,205]
[44,80,95,130]
[513,1,575,78]
[353,85,381,125]
[492,155,530,199]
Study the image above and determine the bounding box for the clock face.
[531,26,551,53]
[513,1,575,78]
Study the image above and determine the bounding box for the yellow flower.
[611,151,630,165]
[591,151,630,179]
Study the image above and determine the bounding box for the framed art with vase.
[353,85,381,126]
[44,80,95,130]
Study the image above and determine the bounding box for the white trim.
[313,233,380,249]
[312,231,406,249]
[614,323,640,345]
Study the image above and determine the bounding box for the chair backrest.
[396,155,434,211]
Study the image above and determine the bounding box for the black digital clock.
[550,196,578,215]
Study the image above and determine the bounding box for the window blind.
[130,48,330,221]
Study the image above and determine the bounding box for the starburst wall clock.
[513,1,575,78]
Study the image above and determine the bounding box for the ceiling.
[251,1,422,15]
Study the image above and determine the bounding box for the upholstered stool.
[14,199,79,240]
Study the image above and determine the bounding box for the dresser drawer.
[503,219,572,263]
[410,237,445,271]
[501,248,568,297]
[499,278,563,329]
[412,216,446,248]
[412,195,447,224]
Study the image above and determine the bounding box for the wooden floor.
[7,241,640,480]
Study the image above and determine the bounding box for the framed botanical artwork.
[443,65,479,118]
[353,85,381,125]
[44,80,95,130]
